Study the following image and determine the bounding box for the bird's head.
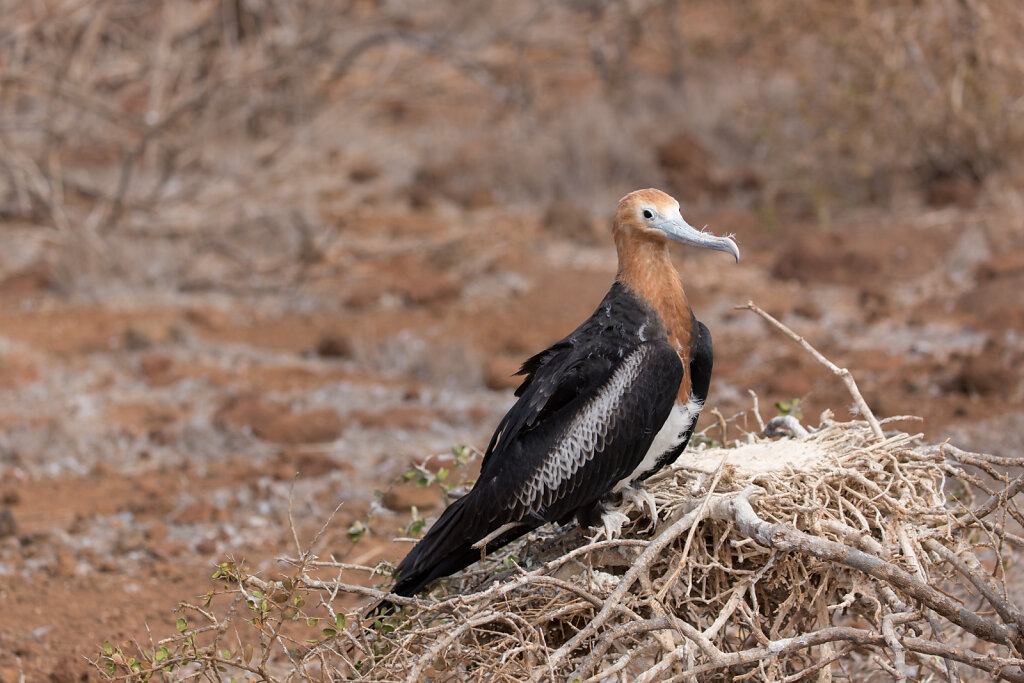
[613,189,739,262]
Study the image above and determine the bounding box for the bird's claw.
[591,509,630,541]
[622,486,658,520]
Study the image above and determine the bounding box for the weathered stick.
[924,538,1024,642]
[547,488,729,672]
[738,301,885,441]
[717,487,1021,647]
[643,626,1024,683]
[954,471,1024,529]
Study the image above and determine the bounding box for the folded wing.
[391,340,682,597]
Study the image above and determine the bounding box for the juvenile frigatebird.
[389,189,739,599]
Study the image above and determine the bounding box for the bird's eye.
[642,209,654,220]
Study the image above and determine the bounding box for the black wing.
[481,340,612,473]
[482,282,663,472]
[639,318,714,479]
[479,340,683,522]
[689,320,714,406]
[392,340,682,596]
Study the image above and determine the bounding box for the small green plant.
[451,444,472,466]
[401,444,480,497]
[320,613,347,638]
[348,519,368,542]
[404,506,426,536]
[95,555,354,680]
[403,466,432,488]
[774,398,804,420]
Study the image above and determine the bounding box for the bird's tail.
[360,495,484,619]
[385,491,535,602]
[391,493,485,597]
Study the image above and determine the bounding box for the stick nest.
[103,417,1023,681]
[349,420,953,681]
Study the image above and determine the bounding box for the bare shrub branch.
[739,301,885,440]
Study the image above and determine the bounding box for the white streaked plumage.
[512,346,650,511]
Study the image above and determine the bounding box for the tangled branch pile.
[97,417,1024,681]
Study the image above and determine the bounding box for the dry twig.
[738,301,885,441]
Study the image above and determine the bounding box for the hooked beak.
[656,218,740,262]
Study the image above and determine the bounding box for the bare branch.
[718,487,1021,647]
[738,301,884,440]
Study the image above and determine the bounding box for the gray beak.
[657,218,740,262]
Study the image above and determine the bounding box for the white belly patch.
[614,395,703,491]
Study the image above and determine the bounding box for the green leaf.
[155,646,169,663]
[306,617,318,627]
[322,627,337,637]
[774,398,803,419]
[103,640,114,655]
[176,617,188,632]
[452,444,470,466]
[335,613,347,629]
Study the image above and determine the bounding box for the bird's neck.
[615,238,694,369]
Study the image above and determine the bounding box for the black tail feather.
[391,493,483,597]
[387,492,536,599]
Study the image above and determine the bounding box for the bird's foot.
[621,486,658,521]
[590,508,630,541]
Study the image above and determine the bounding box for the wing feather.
[392,283,684,597]
[477,341,682,526]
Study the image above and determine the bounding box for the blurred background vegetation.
[3,0,1023,292]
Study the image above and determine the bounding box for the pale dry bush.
[721,0,1024,208]
[7,1,1023,297]
[1,1,657,291]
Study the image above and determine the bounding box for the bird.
[388,188,739,600]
